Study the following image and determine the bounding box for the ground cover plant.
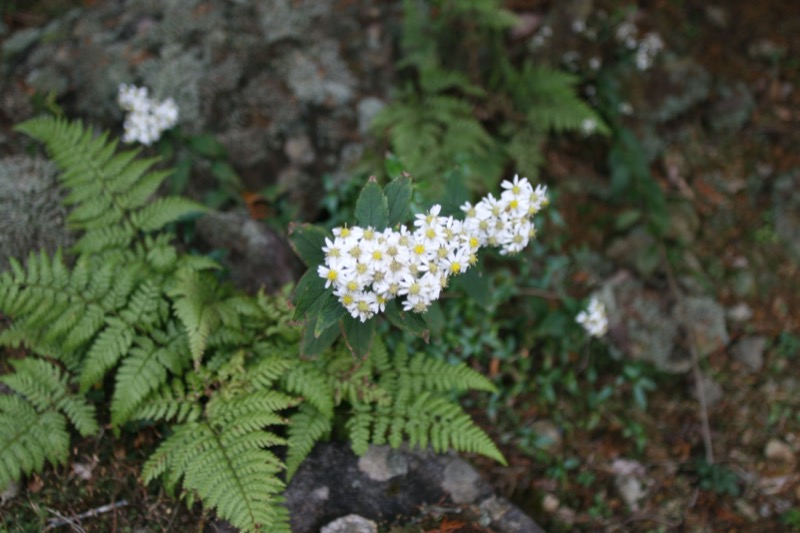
[2,0,800,531]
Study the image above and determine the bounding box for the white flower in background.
[634,32,664,71]
[318,175,549,321]
[580,118,597,136]
[117,84,179,145]
[576,297,608,337]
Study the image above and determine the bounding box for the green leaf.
[384,174,412,227]
[288,223,327,267]
[189,133,227,158]
[354,177,389,230]
[314,296,346,337]
[291,270,329,321]
[615,209,642,231]
[342,316,374,358]
[170,157,192,195]
[384,155,406,180]
[438,167,470,217]
[384,300,429,342]
[301,320,339,356]
[453,265,490,308]
[210,160,241,187]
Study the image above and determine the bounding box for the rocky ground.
[1,0,800,532]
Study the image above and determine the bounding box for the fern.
[14,116,206,253]
[372,0,606,191]
[284,339,506,472]
[3,115,508,532]
[0,359,98,489]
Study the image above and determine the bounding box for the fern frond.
[110,330,191,427]
[15,116,206,252]
[515,65,609,135]
[79,318,136,391]
[407,352,496,393]
[170,269,242,364]
[0,396,69,490]
[285,404,332,480]
[142,388,292,533]
[131,374,204,424]
[283,363,334,417]
[0,359,99,489]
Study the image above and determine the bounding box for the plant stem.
[661,243,714,464]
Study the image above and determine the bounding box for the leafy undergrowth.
[2,0,800,532]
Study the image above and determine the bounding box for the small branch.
[660,243,714,464]
[46,500,128,529]
[515,287,562,300]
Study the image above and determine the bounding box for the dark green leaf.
[385,300,429,342]
[384,174,412,227]
[615,209,642,231]
[453,265,491,308]
[291,270,329,321]
[189,133,227,158]
[384,155,406,180]
[210,161,241,188]
[342,316,374,358]
[288,223,328,267]
[170,157,192,195]
[314,297,347,337]
[439,167,470,217]
[354,177,389,230]
[301,320,339,356]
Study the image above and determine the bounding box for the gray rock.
[284,442,544,533]
[356,97,386,136]
[0,155,73,270]
[681,297,730,356]
[606,228,661,277]
[357,446,408,482]
[284,134,316,166]
[441,458,482,504]
[643,55,712,124]
[693,373,723,408]
[194,209,303,293]
[732,336,767,373]
[774,170,800,262]
[320,514,378,533]
[727,302,753,322]
[603,274,683,372]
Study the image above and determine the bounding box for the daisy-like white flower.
[316,174,550,320]
[118,84,179,145]
[576,297,608,337]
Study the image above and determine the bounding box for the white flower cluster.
[318,175,548,322]
[576,297,608,337]
[117,84,179,145]
[614,22,664,72]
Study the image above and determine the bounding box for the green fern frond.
[110,329,191,427]
[407,352,496,393]
[131,374,204,424]
[0,396,69,491]
[79,318,136,391]
[283,363,335,417]
[0,252,131,369]
[514,65,609,135]
[15,116,207,252]
[285,404,332,480]
[0,359,99,489]
[170,269,246,364]
[142,388,292,533]
[339,340,505,464]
